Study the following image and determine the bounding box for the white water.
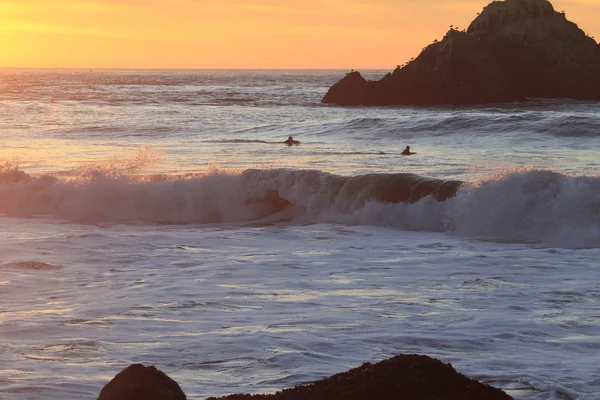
[1,70,600,399]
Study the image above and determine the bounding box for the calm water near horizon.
[1,69,599,399]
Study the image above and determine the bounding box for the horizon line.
[0,67,393,72]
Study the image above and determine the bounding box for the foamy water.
[1,69,600,399]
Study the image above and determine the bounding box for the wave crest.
[449,168,600,247]
[0,166,598,247]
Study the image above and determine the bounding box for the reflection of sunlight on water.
[293,250,331,256]
[314,276,360,284]
[211,321,366,335]
[272,292,321,302]
[0,308,73,321]
[0,369,32,376]
[0,141,169,178]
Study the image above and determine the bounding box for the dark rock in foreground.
[210,354,512,400]
[322,0,600,105]
[97,364,186,400]
[99,355,512,400]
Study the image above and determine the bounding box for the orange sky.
[1,0,598,69]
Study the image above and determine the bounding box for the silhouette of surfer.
[284,136,300,145]
[401,145,416,155]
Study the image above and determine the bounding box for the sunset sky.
[1,0,599,69]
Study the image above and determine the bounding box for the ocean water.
[0,69,599,400]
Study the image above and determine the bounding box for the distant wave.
[0,167,599,248]
[0,261,62,270]
[202,139,273,144]
[326,151,387,156]
[346,117,389,129]
[395,106,600,138]
[199,141,384,152]
[545,115,600,137]
[216,97,256,103]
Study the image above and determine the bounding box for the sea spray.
[448,168,600,247]
[77,145,164,182]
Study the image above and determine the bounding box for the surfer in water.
[284,136,300,145]
[401,145,416,155]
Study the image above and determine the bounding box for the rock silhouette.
[97,364,186,400]
[322,0,600,106]
[208,354,511,400]
[97,355,512,399]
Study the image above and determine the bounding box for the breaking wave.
[0,165,599,248]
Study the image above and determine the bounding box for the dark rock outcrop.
[99,355,512,400]
[208,354,511,400]
[97,364,187,400]
[322,0,600,105]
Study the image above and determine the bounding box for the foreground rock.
[209,354,511,400]
[97,355,512,399]
[322,0,600,105]
[97,364,186,400]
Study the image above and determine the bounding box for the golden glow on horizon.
[0,0,599,69]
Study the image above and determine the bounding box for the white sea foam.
[448,168,600,248]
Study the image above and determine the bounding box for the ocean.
[0,69,599,400]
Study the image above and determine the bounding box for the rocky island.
[322,0,600,106]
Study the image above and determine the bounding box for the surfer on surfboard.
[284,136,300,145]
[401,145,416,155]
